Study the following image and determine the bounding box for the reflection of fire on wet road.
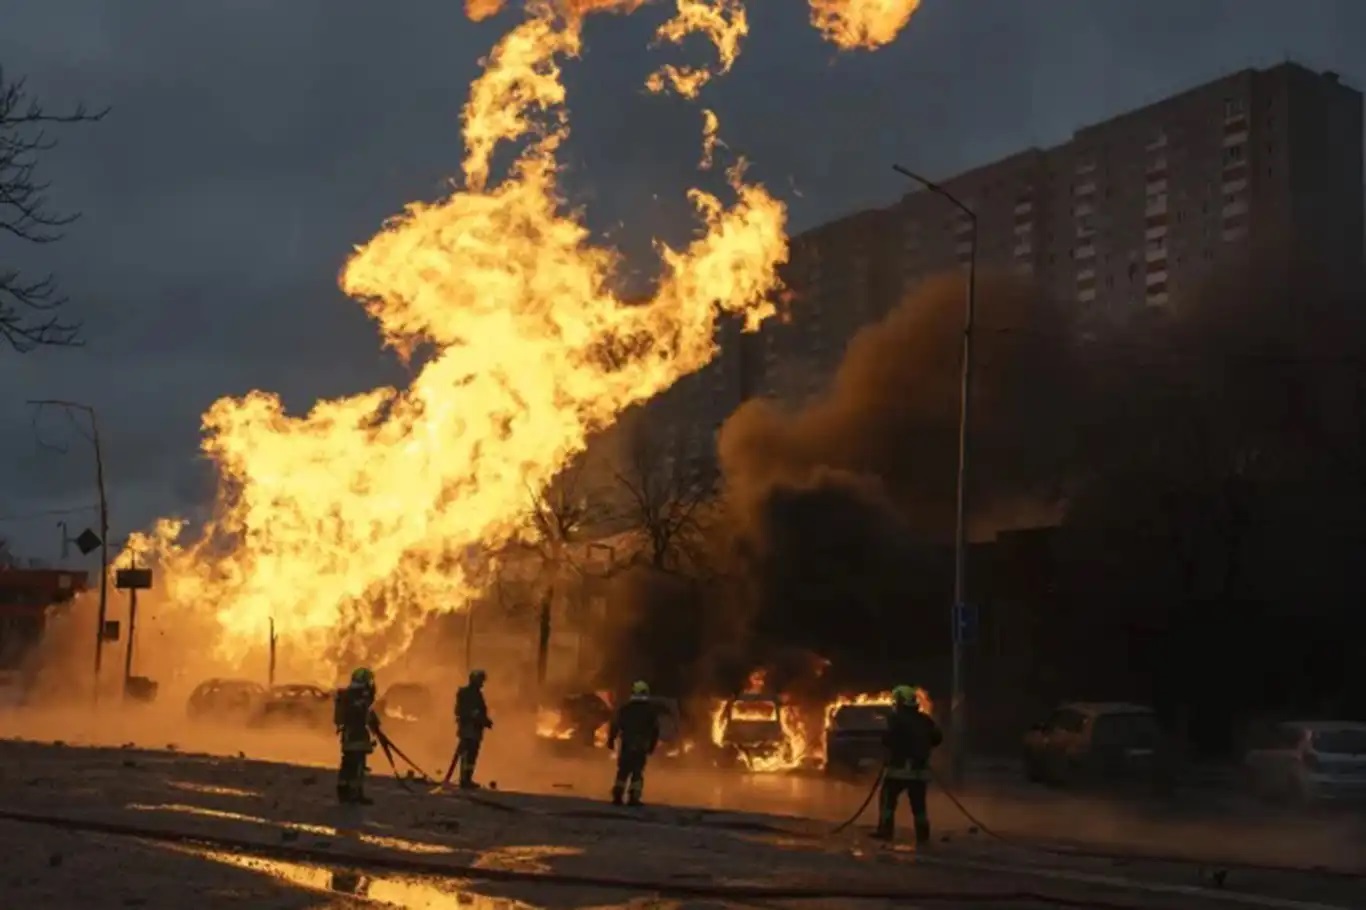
[128,802,453,855]
[181,848,539,908]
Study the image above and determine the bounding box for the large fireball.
[125,0,923,674]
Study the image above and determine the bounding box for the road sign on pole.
[953,602,978,646]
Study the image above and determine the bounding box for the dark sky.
[1,0,1361,562]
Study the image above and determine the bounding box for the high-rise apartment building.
[753,62,1363,405]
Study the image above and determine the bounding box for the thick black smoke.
[719,272,1078,542]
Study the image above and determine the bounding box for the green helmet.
[350,667,375,689]
[892,684,917,707]
[469,669,487,685]
[631,680,650,697]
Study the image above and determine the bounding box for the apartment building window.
[1224,97,1246,120]
[1078,287,1097,303]
[1075,180,1097,198]
[1076,158,1097,176]
[1146,130,1168,151]
[1223,144,1245,165]
[1074,244,1096,261]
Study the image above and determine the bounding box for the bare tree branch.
[611,417,716,574]
[1,67,108,353]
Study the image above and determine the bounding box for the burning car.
[824,700,893,778]
[252,684,334,732]
[376,682,438,729]
[536,691,614,754]
[186,678,267,724]
[714,692,798,771]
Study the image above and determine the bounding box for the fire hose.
[376,731,1362,882]
[821,764,1366,883]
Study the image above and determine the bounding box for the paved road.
[0,726,1363,909]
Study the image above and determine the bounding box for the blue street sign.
[953,602,978,646]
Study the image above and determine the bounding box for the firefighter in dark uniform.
[454,668,493,789]
[334,667,382,804]
[873,684,942,846]
[607,680,660,807]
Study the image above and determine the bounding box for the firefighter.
[454,668,494,789]
[872,684,942,846]
[607,680,660,807]
[334,667,382,805]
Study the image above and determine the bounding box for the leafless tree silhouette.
[1,68,107,352]
[612,418,716,573]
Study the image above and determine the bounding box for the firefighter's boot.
[913,815,931,849]
[610,785,624,806]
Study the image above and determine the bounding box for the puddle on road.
[180,848,538,908]
[127,802,455,855]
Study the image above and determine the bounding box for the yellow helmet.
[350,667,375,689]
[631,680,650,697]
[892,684,917,707]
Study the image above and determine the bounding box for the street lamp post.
[28,399,110,701]
[891,164,977,782]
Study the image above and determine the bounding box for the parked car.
[718,693,791,769]
[650,696,692,761]
[537,691,614,753]
[252,684,333,732]
[186,678,267,723]
[1243,720,1366,804]
[376,682,438,728]
[1022,702,1176,790]
[825,702,893,778]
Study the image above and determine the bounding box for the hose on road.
[0,805,1151,908]
[831,769,1366,883]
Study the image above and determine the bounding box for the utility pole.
[890,166,978,783]
[268,618,277,688]
[29,400,110,701]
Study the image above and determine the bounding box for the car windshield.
[731,701,778,722]
[831,705,890,731]
[1312,729,1366,755]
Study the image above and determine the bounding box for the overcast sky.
[0,0,1361,563]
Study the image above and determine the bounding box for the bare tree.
[1,68,107,352]
[520,456,612,687]
[612,417,716,574]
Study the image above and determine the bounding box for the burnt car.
[376,682,438,730]
[718,693,792,770]
[537,691,614,754]
[1023,702,1178,791]
[252,684,333,732]
[824,702,893,778]
[186,678,267,724]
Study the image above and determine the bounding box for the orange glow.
[120,2,917,676]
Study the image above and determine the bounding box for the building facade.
[751,62,1363,405]
[625,62,1363,466]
